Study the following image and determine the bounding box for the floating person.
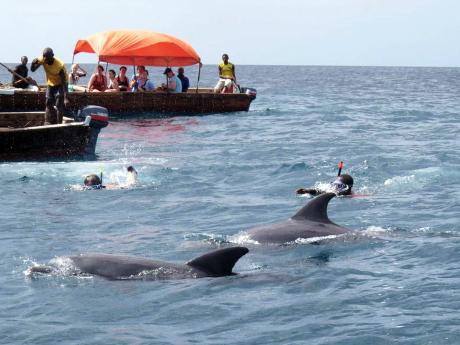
[296,161,354,196]
[125,166,138,186]
[31,48,69,124]
[214,53,237,93]
[82,166,138,190]
[83,173,104,189]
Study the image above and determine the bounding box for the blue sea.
[1,64,459,344]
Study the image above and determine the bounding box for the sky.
[2,0,460,66]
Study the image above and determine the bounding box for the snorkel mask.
[331,180,350,194]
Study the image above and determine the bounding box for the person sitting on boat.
[69,63,87,85]
[130,66,155,92]
[177,67,189,92]
[296,174,354,197]
[214,53,237,93]
[68,63,87,92]
[87,65,107,92]
[116,66,129,91]
[83,166,138,190]
[160,68,182,93]
[31,48,69,124]
[105,69,119,92]
[12,56,36,89]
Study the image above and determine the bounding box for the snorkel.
[332,161,352,195]
[337,161,344,176]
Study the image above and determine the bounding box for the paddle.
[0,62,34,86]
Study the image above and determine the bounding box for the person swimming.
[296,162,354,196]
[82,166,138,190]
[125,166,138,186]
[83,174,105,190]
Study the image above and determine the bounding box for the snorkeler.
[83,166,138,190]
[83,173,105,189]
[296,161,354,196]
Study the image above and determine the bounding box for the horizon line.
[2,62,459,69]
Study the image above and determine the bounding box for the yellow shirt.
[37,56,68,86]
[219,62,234,79]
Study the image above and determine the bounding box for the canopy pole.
[131,59,137,92]
[165,66,169,93]
[71,54,75,65]
[195,61,202,93]
[105,61,108,84]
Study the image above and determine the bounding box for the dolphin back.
[292,192,336,223]
[187,247,249,277]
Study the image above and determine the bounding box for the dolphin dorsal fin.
[291,192,336,223]
[187,247,249,277]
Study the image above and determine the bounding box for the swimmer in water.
[83,174,105,189]
[296,161,354,196]
[296,173,354,196]
[83,166,138,190]
[125,166,138,186]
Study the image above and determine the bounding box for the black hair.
[109,69,116,75]
[338,174,354,187]
[84,174,102,186]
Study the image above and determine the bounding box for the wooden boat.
[0,87,257,115]
[0,106,108,161]
[1,31,257,115]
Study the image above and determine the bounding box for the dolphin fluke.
[187,247,249,276]
[292,192,336,223]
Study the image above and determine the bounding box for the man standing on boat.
[214,54,236,93]
[31,48,69,125]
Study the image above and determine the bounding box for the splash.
[227,233,260,245]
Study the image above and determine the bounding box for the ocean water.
[1,64,460,344]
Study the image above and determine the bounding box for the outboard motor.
[240,87,257,100]
[76,105,109,129]
[76,105,109,156]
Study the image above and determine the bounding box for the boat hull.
[0,111,106,161]
[0,90,256,115]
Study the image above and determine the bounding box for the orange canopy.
[73,30,201,66]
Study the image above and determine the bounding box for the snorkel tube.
[337,161,344,176]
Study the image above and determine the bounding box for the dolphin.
[29,247,249,280]
[246,193,351,244]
